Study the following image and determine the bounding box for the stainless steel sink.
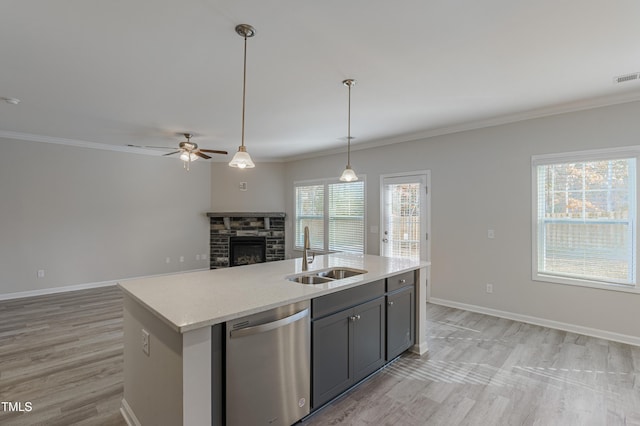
[317,268,368,279]
[287,267,367,284]
[288,275,334,285]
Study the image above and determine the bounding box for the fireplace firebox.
[229,236,267,267]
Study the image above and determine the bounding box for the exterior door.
[380,172,429,261]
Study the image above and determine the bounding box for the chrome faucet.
[302,226,315,271]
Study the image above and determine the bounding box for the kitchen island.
[118,253,429,426]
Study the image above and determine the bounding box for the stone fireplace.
[207,212,285,269]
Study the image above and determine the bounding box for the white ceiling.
[2,0,640,162]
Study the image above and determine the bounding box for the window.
[295,179,365,254]
[532,148,638,292]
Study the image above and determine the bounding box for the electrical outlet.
[488,229,495,239]
[201,253,207,260]
[179,256,184,263]
[486,283,493,294]
[37,269,45,278]
[141,329,150,356]
[165,257,171,264]
[196,254,201,261]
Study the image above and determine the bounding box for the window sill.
[533,273,640,294]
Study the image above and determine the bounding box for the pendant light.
[339,79,358,182]
[229,24,256,169]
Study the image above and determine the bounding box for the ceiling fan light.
[180,151,198,162]
[340,166,358,182]
[228,146,255,169]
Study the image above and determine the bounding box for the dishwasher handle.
[229,308,309,339]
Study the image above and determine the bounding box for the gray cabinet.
[311,308,352,407]
[311,281,385,409]
[385,270,415,361]
[311,271,417,410]
[386,286,415,361]
[352,298,386,382]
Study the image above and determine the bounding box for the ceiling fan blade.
[199,149,228,155]
[162,151,181,156]
[127,144,174,150]
[195,151,212,160]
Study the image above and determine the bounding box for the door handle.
[230,308,309,338]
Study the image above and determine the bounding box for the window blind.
[535,158,636,285]
[295,185,325,250]
[328,181,365,254]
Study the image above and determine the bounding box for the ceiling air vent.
[613,72,640,84]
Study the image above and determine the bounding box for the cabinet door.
[352,297,385,383]
[386,286,415,361]
[312,309,352,408]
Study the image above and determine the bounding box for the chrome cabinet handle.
[356,314,361,320]
[382,238,388,243]
[399,279,406,284]
[388,301,394,306]
[350,316,357,322]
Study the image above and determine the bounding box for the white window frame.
[532,146,639,294]
[294,176,367,254]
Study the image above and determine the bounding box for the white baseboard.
[0,280,117,301]
[428,297,640,347]
[0,268,210,301]
[120,398,141,426]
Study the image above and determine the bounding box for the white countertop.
[118,253,429,333]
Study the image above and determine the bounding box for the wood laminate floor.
[0,286,125,426]
[1,287,639,425]
[304,304,640,426]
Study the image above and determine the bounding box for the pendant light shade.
[228,145,255,169]
[339,165,358,182]
[229,24,256,169]
[340,79,358,182]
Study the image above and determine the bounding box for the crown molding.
[283,89,640,162]
[3,89,640,163]
[0,130,159,156]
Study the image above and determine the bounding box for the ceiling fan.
[127,133,228,170]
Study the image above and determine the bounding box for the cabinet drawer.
[386,270,415,292]
[312,279,384,320]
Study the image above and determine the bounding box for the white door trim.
[379,170,431,262]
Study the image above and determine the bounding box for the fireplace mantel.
[206,212,286,218]
[207,212,285,231]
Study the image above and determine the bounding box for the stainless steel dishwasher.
[226,300,310,426]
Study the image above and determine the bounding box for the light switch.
[488,229,495,239]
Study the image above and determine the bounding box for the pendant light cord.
[347,82,351,167]
[241,35,248,149]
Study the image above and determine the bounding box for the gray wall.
[3,100,640,340]
[284,101,640,339]
[210,162,285,212]
[0,138,211,296]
